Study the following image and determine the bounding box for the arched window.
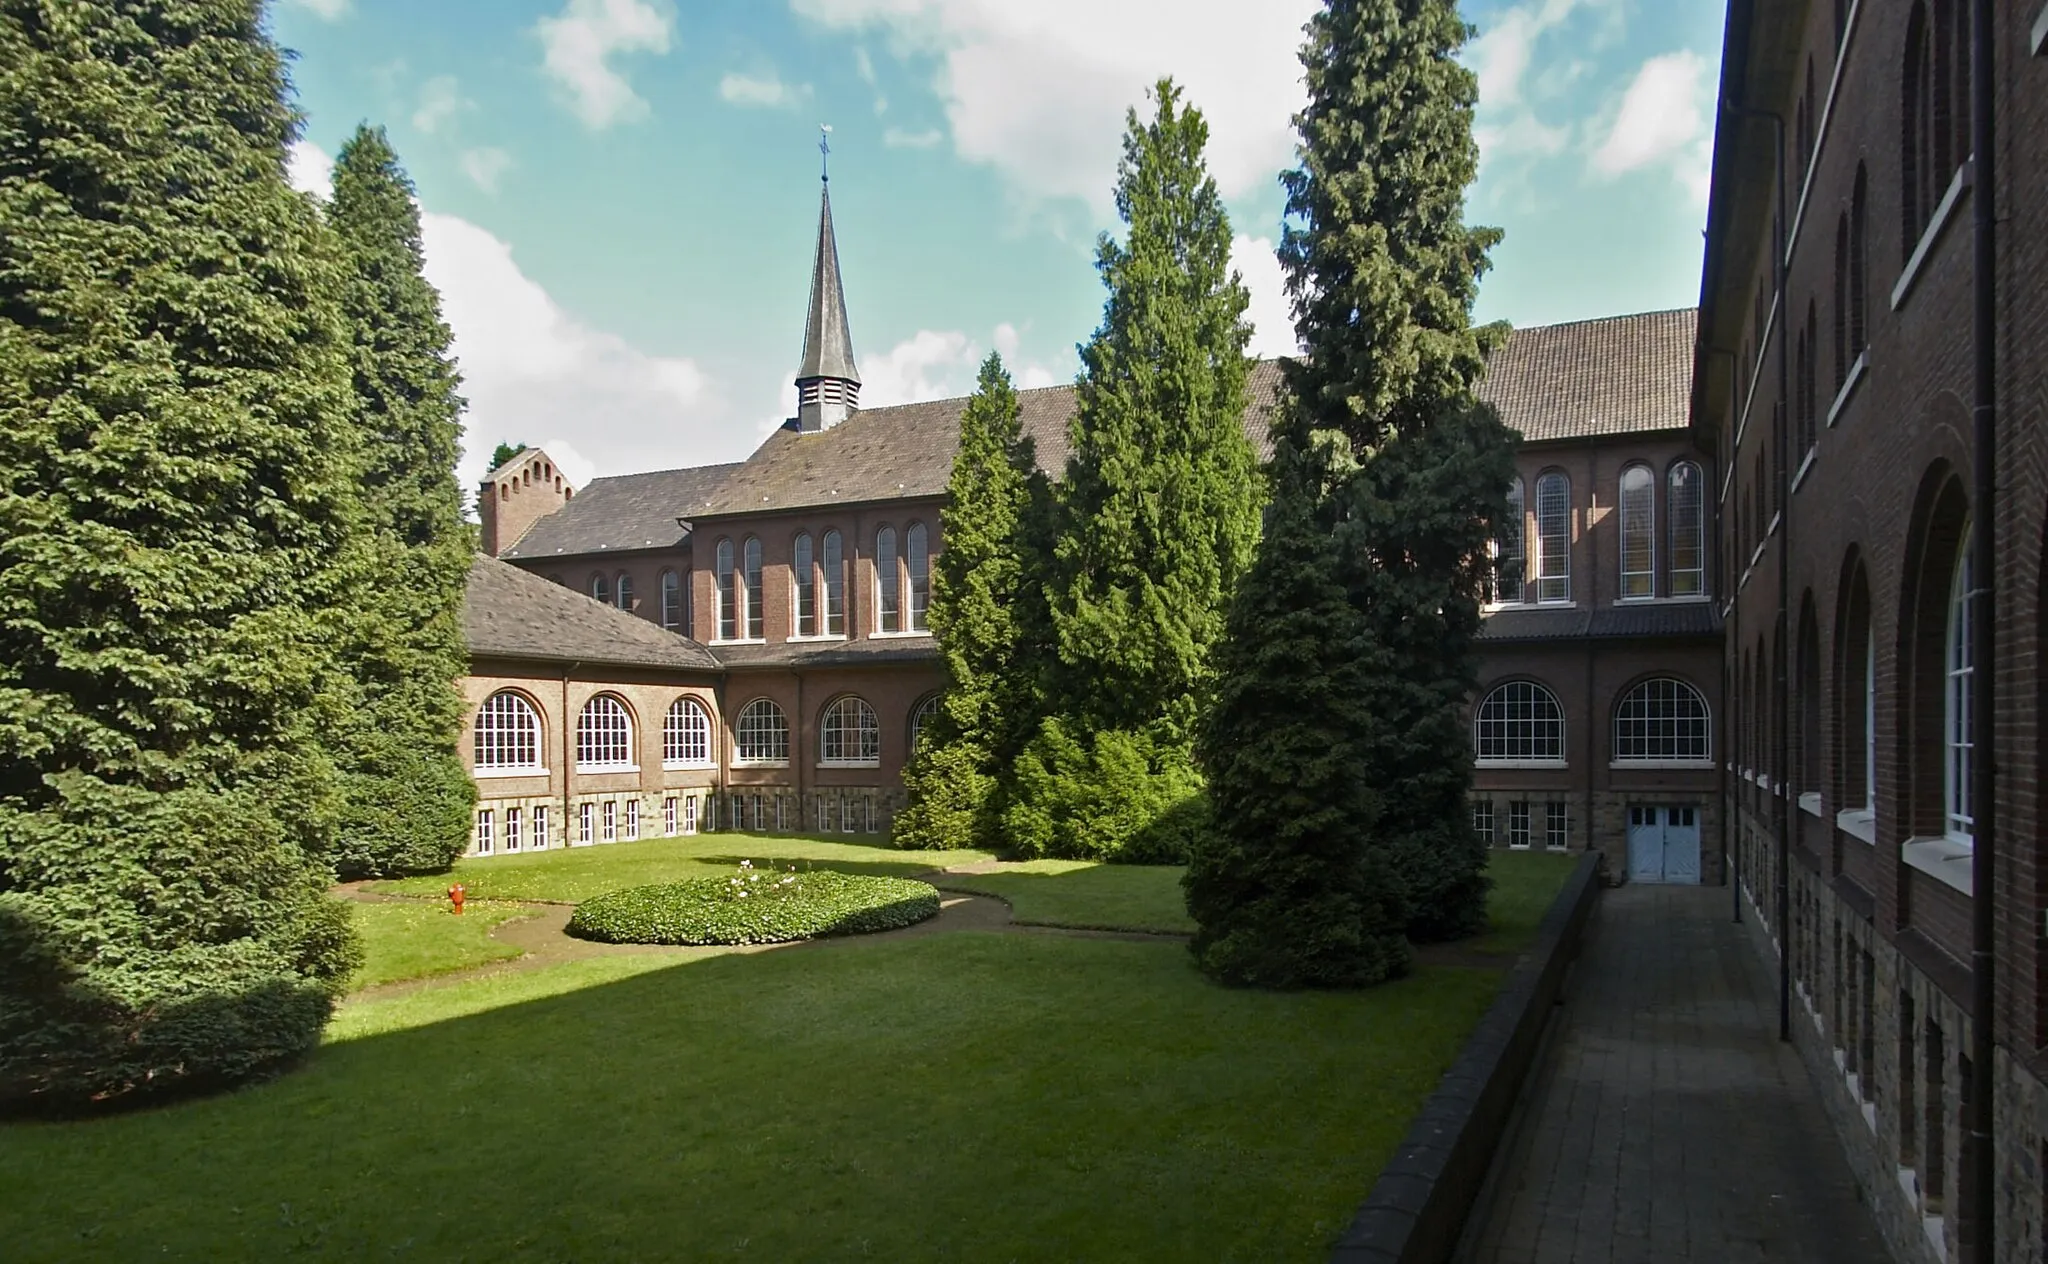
[734,699,789,765]
[1837,563,1876,817]
[474,691,543,771]
[907,522,930,632]
[1613,678,1713,764]
[576,694,634,769]
[819,696,880,765]
[742,537,763,639]
[1618,464,1654,599]
[1668,462,1705,597]
[1474,681,1565,764]
[615,572,634,612]
[715,538,736,640]
[910,694,942,751]
[876,526,900,632]
[663,697,713,767]
[1534,472,1571,603]
[1945,530,1974,843]
[659,570,682,631]
[1798,300,1818,459]
[1849,164,1869,362]
[1833,213,1851,395]
[589,572,610,605]
[793,532,816,636]
[822,529,845,635]
[1491,478,1525,603]
[1901,3,1939,256]
[1797,600,1823,796]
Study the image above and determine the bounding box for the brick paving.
[1460,884,1893,1264]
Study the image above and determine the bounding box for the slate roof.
[1476,308,1697,443]
[500,462,742,559]
[713,636,941,669]
[1477,601,1723,642]
[797,183,860,385]
[464,555,721,670]
[693,359,1287,519]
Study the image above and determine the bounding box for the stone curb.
[1329,850,1604,1264]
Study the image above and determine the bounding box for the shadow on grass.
[928,862,1197,935]
[0,932,1503,1263]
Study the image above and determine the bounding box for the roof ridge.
[1508,307,1698,334]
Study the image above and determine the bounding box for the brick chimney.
[479,447,574,557]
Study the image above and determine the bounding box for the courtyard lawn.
[932,858,1199,933]
[348,900,530,990]
[1,933,1503,1263]
[1473,849,1583,954]
[366,832,992,903]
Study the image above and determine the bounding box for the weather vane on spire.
[819,124,832,183]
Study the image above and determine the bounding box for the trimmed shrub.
[567,867,940,946]
[1002,719,1205,863]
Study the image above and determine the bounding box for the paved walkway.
[1460,884,1892,1264]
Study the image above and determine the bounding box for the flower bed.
[566,863,941,946]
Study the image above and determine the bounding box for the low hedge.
[567,866,941,946]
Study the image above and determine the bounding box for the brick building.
[455,174,1723,895]
[1701,1,2048,1260]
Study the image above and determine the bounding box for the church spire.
[795,125,859,432]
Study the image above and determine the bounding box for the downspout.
[562,661,581,846]
[1704,346,1739,922]
[713,671,729,832]
[1966,0,1996,1254]
[794,669,807,828]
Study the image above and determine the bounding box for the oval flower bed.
[567,863,941,946]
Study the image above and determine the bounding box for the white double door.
[1626,805,1701,884]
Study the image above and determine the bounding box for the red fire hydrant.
[449,882,467,916]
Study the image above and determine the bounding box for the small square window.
[664,797,678,836]
[475,809,494,855]
[505,806,521,852]
[1546,802,1570,850]
[533,805,549,850]
[625,798,639,841]
[601,799,617,843]
[1507,801,1532,850]
[1471,800,1495,844]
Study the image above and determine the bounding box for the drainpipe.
[1966,0,1996,1255]
[713,672,729,832]
[1704,347,1738,920]
[562,661,581,846]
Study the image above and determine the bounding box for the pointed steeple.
[795,133,859,433]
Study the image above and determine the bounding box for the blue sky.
[274,0,1726,492]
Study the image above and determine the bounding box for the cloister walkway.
[1459,883,1894,1264]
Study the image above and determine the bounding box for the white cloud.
[460,147,515,193]
[287,139,333,198]
[859,329,978,406]
[1475,112,1571,163]
[883,126,943,149]
[1592,50,1711,198]
[790,0,1317,214]
[718,71,808,108]
[413,75,470,135]
[531,440,599,492]
[282,0,349,18]
[1467,0,1587,110]
[535,0,674,130]
[854,46,887,114]
[1230,233,1300,361]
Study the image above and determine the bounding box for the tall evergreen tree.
[323,125,475,878]
[0,0,363,1106]
[1278,0,1516,940]
[1185,438,1410,987]
[893,353,1041,851]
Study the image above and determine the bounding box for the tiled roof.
[692,359,1287,519]
[1476,308,1697,443]
[464,555,721,670]
[1477,601,1723,642]
[712,636,941,669]
[500,462,742,559]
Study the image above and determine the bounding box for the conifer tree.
[1277,0,1516,940]
[323,125,475,878]
[0,0,363,1106]
[894,353,1040,851]
[1185,438,1410,987]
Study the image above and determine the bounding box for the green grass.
[367,832,992,904]
[347,900,529,991]
[1473,849,1582,954]
[2,933,1503,1263]
[933,859,1198,933]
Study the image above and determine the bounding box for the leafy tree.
[1185,439,1410,987]
[1275,0,1516,941]
[488,442,524,472]
[893,353,1041,851]
[323,125,476,878]
[0,0,364,1105]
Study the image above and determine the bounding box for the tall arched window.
[793,532,816,636]
[659,570,682,630]
[474,691,543,771]
[663,697,713,767]
[1492,478,1525,603]
[1797,601,1823,795]
[742,537,763,639]
[910,694,942,751]
[1833,213,1851,395]
[876,526,900,632]
[715,538,736,640]
[1945,529,1974,844]
[1618,464,1655,599]
[1668,461,1705,596]
[1849,164,1869,361]
[576,695,634,769]
[822,529,845,635]
[589,572,610,605]
[1534,472,1571,603]
[819,696,880,765]
[906,522,930,632]
[1474,681,1565,764]
[1613,678,1713,763]
[1798,301,1818,459]
[734,699,789,765]
[615,572,634,611]
[1901,3,1939,255]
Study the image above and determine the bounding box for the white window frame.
[663,697,715,768]
[602,799,617,844]
[473,691,545,776]
[875,525,901,633]
[1474,681,1567,767]
[1507,801,1532,850]
[682,795,699,835]
[715,538,736,641]
[793,532,816,637]
[734,698,790,766]
[576,695,636,771]
[1944,533,1974,847]
[1611,677,1714,767]
[578,801,593,845]
[533,804,550,850]
[474,809,494,855]
[822,529,846,636]
[910,694,942,752]
[664,796,677,836]
[742,536,764,640]
[819,696,881,767]
[659,569,683,631]
[906,521,930,631]
[1545,801,1570,850]
[1618,463,1656,600]
[1534,472,1572,604]
[1668,460,1707,597]
[625,798,640,841]
[1472,799,1495,844]
[505,806,522,853]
